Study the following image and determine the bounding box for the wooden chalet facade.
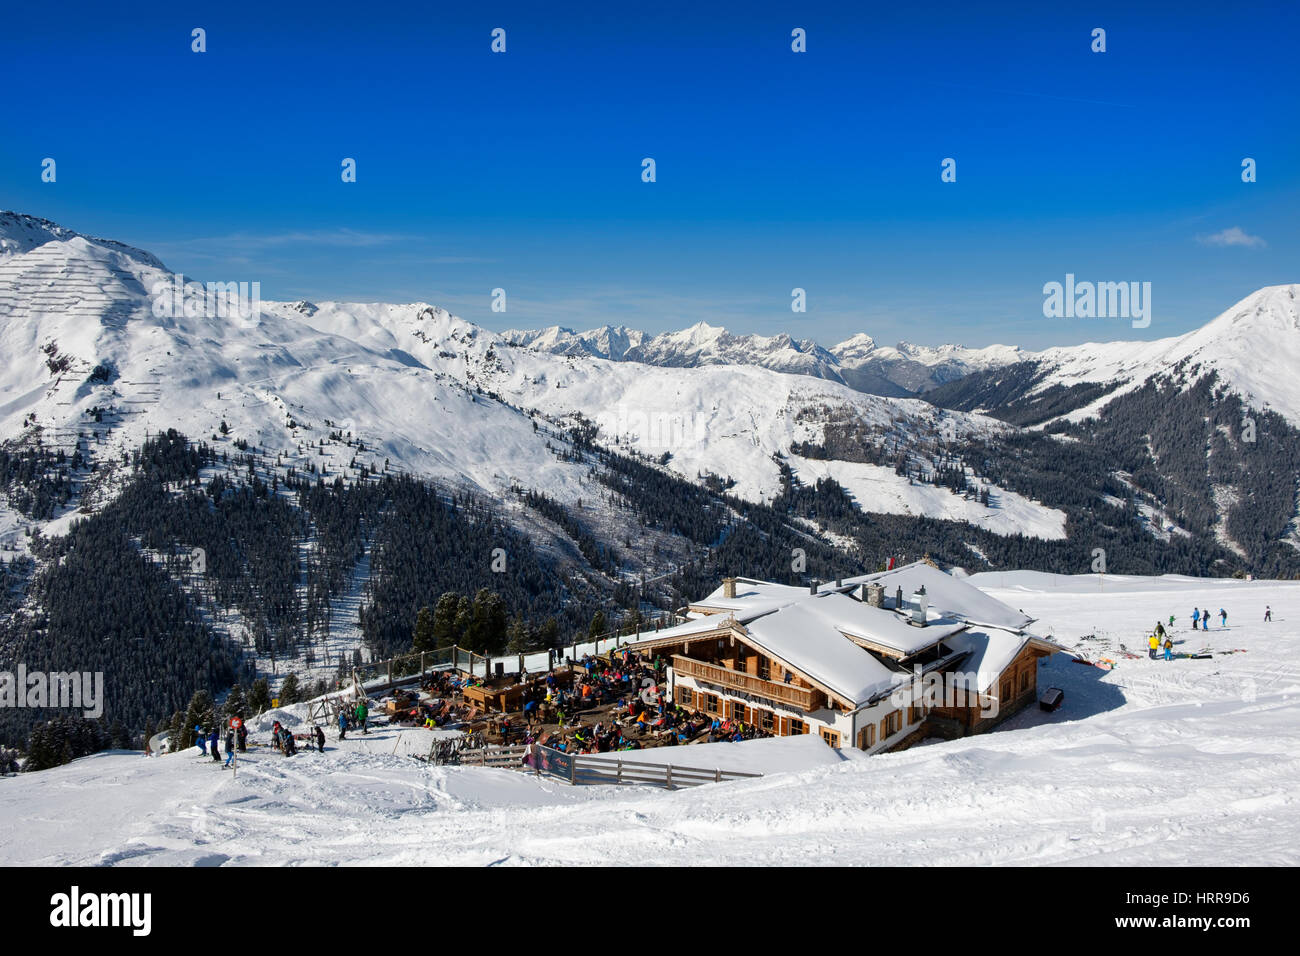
[623,563,1061,754]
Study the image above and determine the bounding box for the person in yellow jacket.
[1148,633,1159,660]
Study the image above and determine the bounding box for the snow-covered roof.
[691,578,812,618]
[943,628,1065,693]
[742,599,899,705]
[803,591,967,656]
[629,562,1049,706]
[846,563,1034,631]
[628,614,736,643]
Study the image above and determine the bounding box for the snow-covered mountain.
[0,212,1044,545]
[505,320,1034,397]
[506,286,1300,424]
[0,211,166,270]
[505,321,849,385]
[832,336,1027,396]
[501,324,645,360]
[933,285,1300,427]
[3,211,1296,571]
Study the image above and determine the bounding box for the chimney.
[910,585,929,626]
[835,577,843,589]
[809,579,819,595]
[722,577,737,599]
[865,583,885,608]
[895,586,904,610]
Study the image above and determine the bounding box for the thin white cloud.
[1198,226,1266,248]
[153,229,415,251]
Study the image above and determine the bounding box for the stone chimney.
[722,577,737,599]
[865,583,885,607]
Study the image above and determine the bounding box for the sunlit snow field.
[1,572,1296,866]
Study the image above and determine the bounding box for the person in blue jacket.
[1191,608,1200,628]
[337,708,348,740]
[208,728,220,762]
[195,724,207,755]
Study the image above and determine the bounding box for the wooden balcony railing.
[672,655,816,710]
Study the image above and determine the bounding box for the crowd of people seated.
[371,646,772,756]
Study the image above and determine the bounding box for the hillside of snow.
[789,454,1069,539]
[1001,284,1300,426]
[1,572,1296,866]
[0,213,1038,530]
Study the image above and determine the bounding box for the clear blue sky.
[2,0,1296,348]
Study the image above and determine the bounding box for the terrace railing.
[671,655,816,710]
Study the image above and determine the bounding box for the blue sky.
[2,0,1296,348]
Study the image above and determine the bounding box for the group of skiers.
[1143,603,1273,660]
[1147,630,1175,661]
[194,720,248,767]
[336,700,368,739]
[1188,607,1228,631]
[269,720,327,756]
[188,698,371,768]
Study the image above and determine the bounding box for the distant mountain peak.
[0,211,168,271]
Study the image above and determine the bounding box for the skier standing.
[224,728,236,768]
[208,729,220,763]
[337,709,348,740]
[1191,608,1200,629]
[314,725,325,752]
[195,724,207,756]
[1202,608,1210,631]
[356,701,369,735]
[1265,606,1272,622]
[1219,608,1227,627]
[1147,633,1158,660]
[1163,637,1173,661]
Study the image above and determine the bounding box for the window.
[757,658,771,681]
[759,710,774,732]
[821,728,840,748]
[1001,681,1011,701]
[731,700,747,722]
[1019,670,1031,693]
[858,724,876,749]
[704,693,720,714]
[789,718,806,736]
[880,711,900,740]
[676,686,693,706]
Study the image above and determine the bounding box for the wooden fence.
[454,742,532,769]
[530,745,761,790]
